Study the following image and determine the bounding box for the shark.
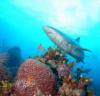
[43,26,90,63]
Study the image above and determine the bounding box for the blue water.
[0,0,100,95]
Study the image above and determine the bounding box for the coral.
[6,46,22,78]
[7,46,22,67]
[13,59,57,96]
[0,80,13,96]
[0,53,12,81]
[59,83,85,96]
[57,64,70,78]
[0,65,12,81]
[0,52,12,81]
[0,46,22,80]
[0,53,8,66]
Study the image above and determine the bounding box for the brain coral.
[13,59,57,96]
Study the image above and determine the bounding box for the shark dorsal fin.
[75,37,80,43]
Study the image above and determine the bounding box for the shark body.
[44,26,90,62]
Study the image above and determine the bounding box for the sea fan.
[0,53,12,81]
[0,65,12,81]
[0,53,8,65]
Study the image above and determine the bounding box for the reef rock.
[13,59,57,96]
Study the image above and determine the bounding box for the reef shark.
[43,26,90,63]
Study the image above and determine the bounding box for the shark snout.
[44,26,53,34]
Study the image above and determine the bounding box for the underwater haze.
[0,0,100,95]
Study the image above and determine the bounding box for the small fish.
[38,44,45,52]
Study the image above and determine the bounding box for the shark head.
[43,26,63,44]
[43,26,57,41]
[44,26,57,35]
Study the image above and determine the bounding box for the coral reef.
[57,64,70,78]
[0,46,22,82]
[0,53,12,81]
[6,46,22,78]
[12,59,57,96]
[7,46,22,67]
[0,46,94,96]
[35,47,94,96]
[0,80,12,96]
[59,82,85,96]
[0,53,8,65]
[0,65,12,81]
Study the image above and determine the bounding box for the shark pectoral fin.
[75,37,80,43]
[81,48,91,52]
